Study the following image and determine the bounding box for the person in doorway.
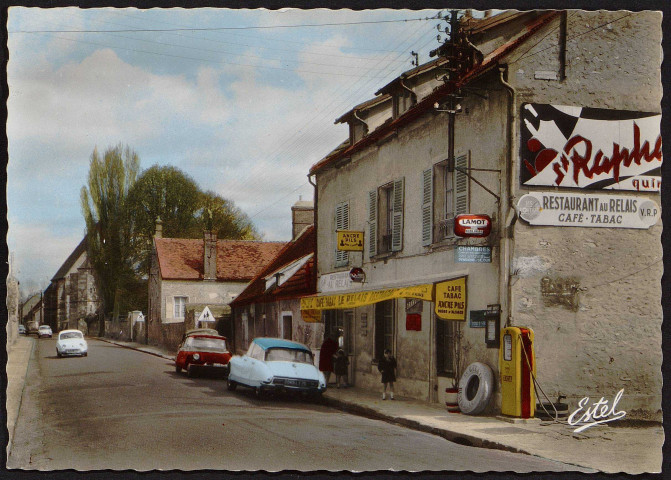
[333,348,349,388]
[319,333,338,384]
[378,349,397,400]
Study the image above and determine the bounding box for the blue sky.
[7,7,449,294]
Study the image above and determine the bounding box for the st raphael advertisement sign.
[520,103,662,192]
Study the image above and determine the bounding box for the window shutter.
[421,168,433,246]
[391,177,404,252]
[335,202,349,267]
[454,154,469,215]
[368,190,377,258]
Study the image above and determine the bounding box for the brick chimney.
[203,231,217,281]
[291,197,314,239]
[154,217,163,238]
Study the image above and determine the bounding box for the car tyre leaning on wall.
[457,362,494,415]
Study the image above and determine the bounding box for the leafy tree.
[196,190,259,240]
[81,144,140,324]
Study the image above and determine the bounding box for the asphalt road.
[8,337,579,472]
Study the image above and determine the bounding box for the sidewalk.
[6,334,35,456]
[45,338,667,473]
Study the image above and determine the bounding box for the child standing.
[378,349,397,400]
[333,349,349,388]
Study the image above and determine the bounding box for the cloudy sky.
[7,6,450,294]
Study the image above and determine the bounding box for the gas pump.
[499,326,535,418]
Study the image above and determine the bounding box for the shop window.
[374,300,395,361]
[369,177,404,257]
[436,317,456,376]
[421,154,469,246]
[335,201,349,267]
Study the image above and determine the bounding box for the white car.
[38,325,53,338]
[227,338,326,398]
[56,329,88,357]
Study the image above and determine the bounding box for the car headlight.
[193,353,200,361]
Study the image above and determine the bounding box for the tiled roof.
[51,236,88,282]
[155,238,286,282]
[230,225,316,307]
[310,11,560,175]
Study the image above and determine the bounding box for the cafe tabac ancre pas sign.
[517,192,660,229]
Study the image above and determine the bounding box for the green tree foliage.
[197,190,259,240]
[81,144,140,318]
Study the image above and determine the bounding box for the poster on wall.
[520,103,662,191]
[434,277,467,321]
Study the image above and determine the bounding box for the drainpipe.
[498,65,517,327]
[307,173,318,297]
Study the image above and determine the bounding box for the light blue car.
[227,338,326,398]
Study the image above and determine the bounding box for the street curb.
[94,337,175,361]
[323,396,533,455]
[6,336,35,457]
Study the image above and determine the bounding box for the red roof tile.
[155,238,286,282]
[230,225,316,306]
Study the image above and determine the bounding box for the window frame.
[173,296,188,319]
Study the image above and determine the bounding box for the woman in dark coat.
[319,334,338,384]
[377,349,397,400]
[333,349,349,388]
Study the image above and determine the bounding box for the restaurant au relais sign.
[517,192,660,229]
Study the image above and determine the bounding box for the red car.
[175,334,232,378]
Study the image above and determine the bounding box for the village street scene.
[5,6,665,475]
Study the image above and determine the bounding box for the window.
[436,317,456,376]
[374,300,395,361]
[174,296,187,319]
[282,314,293,340]
[369,177,404,257]
[335,201,349,267]
[422,154,469,245]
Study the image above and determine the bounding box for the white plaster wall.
[161,280,247,323]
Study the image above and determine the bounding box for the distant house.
[147,221,286,351]
[21,293,42,331]
[230,223,318,355]
[43,236,101,333]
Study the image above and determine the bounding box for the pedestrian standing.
[378,349,397,400]
[333,349,349,388]
[319,333,338,384]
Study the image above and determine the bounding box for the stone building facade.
[305,10,662,418]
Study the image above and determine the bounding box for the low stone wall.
[159,323,185,352]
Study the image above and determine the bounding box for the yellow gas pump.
[499,326,535,418]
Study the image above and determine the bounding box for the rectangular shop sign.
[469,310,487,328]
[516,192,660,229]
[434,277,467,321]
[520,104,661,191]
[455,246,492,263]
[406,313,421,331]
[336,230,364,251]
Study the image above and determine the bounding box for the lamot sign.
[517,192,660,229]
[454,214,492,237]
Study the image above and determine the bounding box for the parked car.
[38,325,53,338]
[175,334,231,377]
[18,324,26,335]
[56,329,88,357]
[227,338,326,398]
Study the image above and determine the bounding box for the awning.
[300,278,467,322]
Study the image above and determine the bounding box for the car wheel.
[56,350,61,358]
[175,365,182,373]
[83,352,88,357]
[227,379,237,391]
[187,364,194,378]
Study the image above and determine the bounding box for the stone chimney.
[203,231,218,281]
[291,197,314,239]
[154,217,163,238]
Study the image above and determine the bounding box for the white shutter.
[421,168,433,246]
[335,202,349,267]
[391,177,404,252]
[454,154,469,215]
[368,190,377,258]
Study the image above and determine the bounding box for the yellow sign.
[337,230,364,251]
[301,284,433,312]
[435,277,467,320]
[301,309,321,323]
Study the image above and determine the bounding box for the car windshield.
[60,332,83,340]
[184,337,227,352]
[39,326,50,331]
[265,348,313,364]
